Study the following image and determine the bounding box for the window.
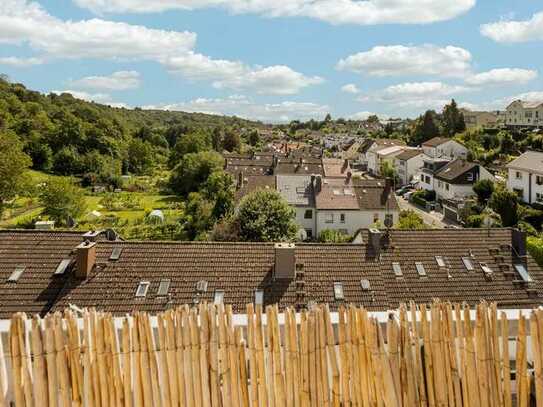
[305,229,313,239]
[462,257,474,271]
[438,180,443,188]
[415,262,427,277]
[435,256,446,268]
[536,176,543,186]
[516,171,522,180]
[54,259,72,275]
[333,282,344,300]
[196,280,208,293]
[373,213,380,223]
[304,209,313,219]
[480,263,493,276]
[109,247,122,261]
[340,213,346,223]
[325,213,334,223]
[445,184,450,191]
[157,279,171,296]
[385,214,394,227]
[514,264,533,283]
[360,279,371,291]
[8,265,25,283]
[537,193,543,203]
[255,289,264,305]
[466,173,474,182]
[214,290,225,305]
[392,262,403,277]
[136,281,150,297]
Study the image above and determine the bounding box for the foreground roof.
[1,228,540,317]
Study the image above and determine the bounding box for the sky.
[1,0,543,123]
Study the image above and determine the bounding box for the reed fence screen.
[1,302,543,406]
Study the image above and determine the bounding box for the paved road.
[397,196,455,229]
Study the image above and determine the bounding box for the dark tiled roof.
[353,181,399,211]
[235,175,276,202]
[395,149,423,161]
[274,158,324,175]
[322,158,351,178]
[0,230,87,318]
[422,137,450,147]
[434,159,478,183]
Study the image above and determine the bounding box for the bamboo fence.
[1,301,542,406]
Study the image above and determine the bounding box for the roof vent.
[274,243,296,280]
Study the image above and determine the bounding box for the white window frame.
[462,257,474,271]
[435,256,446,268]
[136,281,150,297]
[333,282,345,300]
[325,213,334,224]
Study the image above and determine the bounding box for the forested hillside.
[0,77,264,181]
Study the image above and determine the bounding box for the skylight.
[8,265,26,283]
[415,262,427,277]
[462,257,474,271]
[333,282,345,300]
[54,259,72,275]
[392,262,403,277]
[196,280,208,293]
[435,256,446,268]
[135,281,150,297]
[360,279,371,291]
[214,290,225,305]
[480,263,493,276]
[157,279,171,296]
[514,264,533,283]
[109,247,122,261]
[255,289,264,305]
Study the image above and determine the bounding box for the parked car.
[395,186,409,196]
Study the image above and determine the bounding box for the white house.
[358,138,406,171]
[417,156,451,192]
[433,160,495,201]
[394,149,425,186]
[506,151,543,205]
[367,144,406,176]
[276,175,317,239]
[421,137,468,160]
[505,100,543,129]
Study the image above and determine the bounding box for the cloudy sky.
[1,0,542,123]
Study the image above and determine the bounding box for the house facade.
[394,149,425,186]
[505,100,543,129]
[433,160,495,201]
[460,108,499,129]
[422,137,469,160]
[506,151,543,205]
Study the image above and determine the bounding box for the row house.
[506,151,543,205]
[505,100,543,129]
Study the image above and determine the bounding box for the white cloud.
[481,11,543,43]
[348,111,387,120]
[465,68,538,86]
[52,89,128,108]
[341,84,360,94]
[0,0,321,95]
[69,70,141,91]
[73,0,476,25]
[0,56,43,67]
[337,45,472,78]
[144,95,329,123]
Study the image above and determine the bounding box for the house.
[460,108,499,129]
[417,155,450,192]
[274,157,324,176]
[367,144,406,176]
[393,149,425,186]
[356,138,406,170]
[276,176,316,239]
[505,100,543,129]
[433,159,495,201]
[506,151,543,205]
[322,158,352,178]
[314,178,399,236]
[421,137,468,160]
[1,228,541,317]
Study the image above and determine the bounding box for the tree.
[202,171,235,220]
[53,146,83,175]
[126,139,155,175]
[318,229,352,243]
[222,130,241,153]
[442,99,466,136]
[247,130,260,147]
[0,131,32,214]
[411,110,439,145]
[489,188,519,227]
[473,179,495,204]
[235,189,298,242]
[169,151,224,197]
[170,131,212,166]
[499,131,515,154]
[39,177,87,225]
[182,192,215,240]
[396,210,427,229]
[25,138,52,171]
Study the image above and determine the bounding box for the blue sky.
[1,0,543,123]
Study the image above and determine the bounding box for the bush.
[39,177,87,225]
[318,229,352,243]
[528,236,543,267]
[411,191,428,208]
[100,193,142,211]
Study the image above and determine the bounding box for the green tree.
[411,110,439,145]
[170,131,212,166]
[473,179,495,204]
[126,139,154,175]
[489,188,519,227]
[235,189,298,242]
[53,146,83,175]
[247,130,260,147]
[442,99,466,136]
[396,210,427,229]
[0,131,32,214]
[499,131,515,155]
[222,130,241,152]
[202,171,235,220]
[169,151,224,197]
[25,138,53,171]
[183,192,215,240]
[39,177,87,225]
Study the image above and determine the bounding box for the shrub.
[318,229,352,243]
[528,236,543,267]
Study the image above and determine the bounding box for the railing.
[0,302,542,406]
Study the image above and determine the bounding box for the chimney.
[315,175,322,193]
[346,171,352,182]
[274,243,296,279]
[83,230,102,242]
[76,240,96,280]
[381,177,393,205]
[343,159,349,172]
[368,229,382,259]
[512,229,527,258]
[237,172,244,189]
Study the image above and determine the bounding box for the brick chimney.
[314,175,322,193]
[76,240,96,280]
[274,243,296,279]
[368,229,382,259]
[381,177,393,205]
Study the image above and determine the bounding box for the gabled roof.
[375,145,406,157]
[316,179,360,210]
[276,175,314,206]
[322,158,351,178]
[274,157,324,176]
[506,151,543,174]
[434,159,479,183]
[395,149,424,161]
[508,100,543,110]
[422,137,451,147]
[235,175,276,202]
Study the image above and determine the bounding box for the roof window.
[333,282,345,300]
[54,259,72,275]
[255,289,264,305]
[480,263,493,278]
[214,290,225,305]
[8,265,26,283]
[109,247,122,261]
[135,281,150,297]
[462,257,474,271]
[415,262,427,277]
[196,280,208,293]
[360,279,371,291]
[392,262,403,277]
[514,264,533,283]
[157,279,171,296]
[435,256,446,268]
